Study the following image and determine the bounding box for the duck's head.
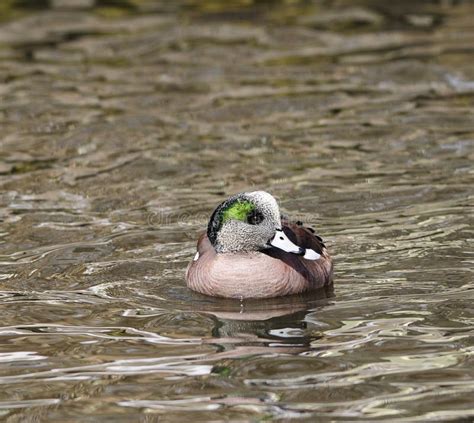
[207,191,319,259]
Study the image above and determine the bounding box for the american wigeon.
[186,191,333,298]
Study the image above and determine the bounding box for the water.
[0,0,473,421]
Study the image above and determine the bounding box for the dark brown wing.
[263,219,333,289]
[282,218,326,254]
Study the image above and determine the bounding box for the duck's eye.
[247,210,264,225]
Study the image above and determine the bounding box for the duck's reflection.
[195,285,334,355]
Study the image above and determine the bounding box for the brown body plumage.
[186,219,333,299]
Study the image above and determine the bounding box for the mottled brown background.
[0,1,473,421]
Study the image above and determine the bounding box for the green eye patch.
[222,200,255,223]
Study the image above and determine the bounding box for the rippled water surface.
[0,0,473,421]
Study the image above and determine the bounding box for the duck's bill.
[269,229,320,260]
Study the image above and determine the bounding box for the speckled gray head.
[207,191,320,260]
[207,191,279,253]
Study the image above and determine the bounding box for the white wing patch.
[270,229,320,260]
[303,248,320,260]
[193,252,200,261]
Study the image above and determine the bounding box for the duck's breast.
[186,232,332,299]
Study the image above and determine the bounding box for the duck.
[186,191,333,299]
